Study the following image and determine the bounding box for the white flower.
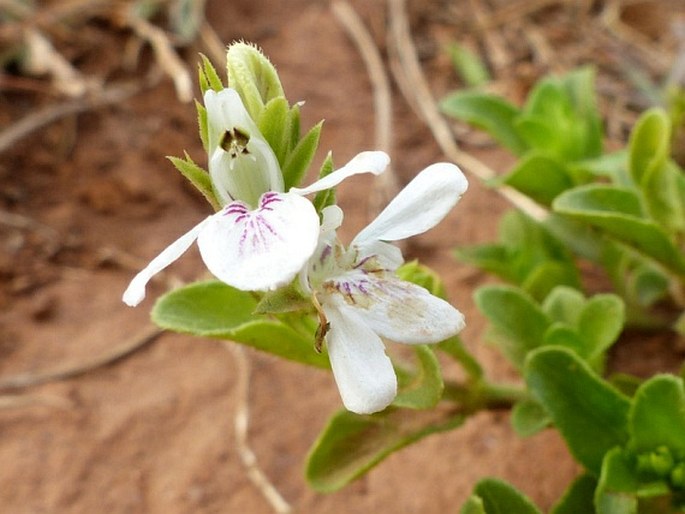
[123,88,389,306]
[302,163,468,414]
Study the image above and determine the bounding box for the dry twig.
[332,0,400,214]
[0,80,145,154]
[21,28,91,97]
[0,393,72,410]
[386,0,547,221]
[120,7,193,102]
[0,324,163,391]
[225,343,293,514]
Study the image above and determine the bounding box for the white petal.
[324,272,465,344]
[289,151,390,196]
[352,163,468,246]
[209,135,283,207]
[353,240,404,271]
[324,300,397,414]
[122,217,211,307]
[197,192,319,291]
[320,205,344,234]
[205,88,283,206]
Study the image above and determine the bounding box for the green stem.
[442,378,528,414]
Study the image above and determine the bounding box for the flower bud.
[227,42,285,121]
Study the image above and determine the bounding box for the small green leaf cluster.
[462,357,685,513]
[445,65,685,512]
[443,68,685,333]
[477,285,624,438]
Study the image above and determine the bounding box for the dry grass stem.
[22,28,90,97]
[122,8,193,102]
[225,343,293,514]
[0,80,145,154]
[199,21,228,67]
[332,0,400,214]
[468,0,511,74]
[0,210,60,241]
[0,324,163,391]
[387,0,547,221]
[600,0,671,74]
[0,393,73,410]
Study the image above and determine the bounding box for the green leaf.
[628,108,670,186]
[629,263,670,308]
[284,103,301,155]
[312,152,336,214]
[167,153,219,210]
[543,213,607,262]
[152,281,329,368]
[306,407,464,492]
[458,211,580,301]
[195,100,209,152]
[448,43,490,87]
[475,285,551,369]
[525,347,631,474]
[641,160,685,234]
[511,399,550,437]
[542,323,587,357]
[440,90,528,154]
[253,284,311,314]
[517,81,575,157]
[553,185,685,275]
[395,260,448,298]
[502,152,574,205]
[394,346,444,409]
[282,121,323,190]
[577,294,624,360]
[629,375,685,455]
[461,496,486,514]
[455,244,511,280]
[572,150,629,185]
[550,474,598,514]
[542,286,585,325]
[462,478,543,514]
[198,53,224,94]
[595,448,639,514]
[521,261,581,302]
[562,66,603,158]
[396,260,482,379]
[257,97,290,167]
[516,68,602,161]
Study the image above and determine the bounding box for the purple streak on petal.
[229,208,285,258]
[320,245,332,264]
[354,255,373,269]
[260,192,283,211]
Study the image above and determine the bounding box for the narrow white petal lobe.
[122,217,210,306]
[353,163,468,245]
[290,151,390,196]
[324,301,397,414]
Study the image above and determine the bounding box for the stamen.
[219,127,251,158]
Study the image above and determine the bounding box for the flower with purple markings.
[123,88,389,306]
[301,163,468,415]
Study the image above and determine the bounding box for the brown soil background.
[1,1,683,512]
